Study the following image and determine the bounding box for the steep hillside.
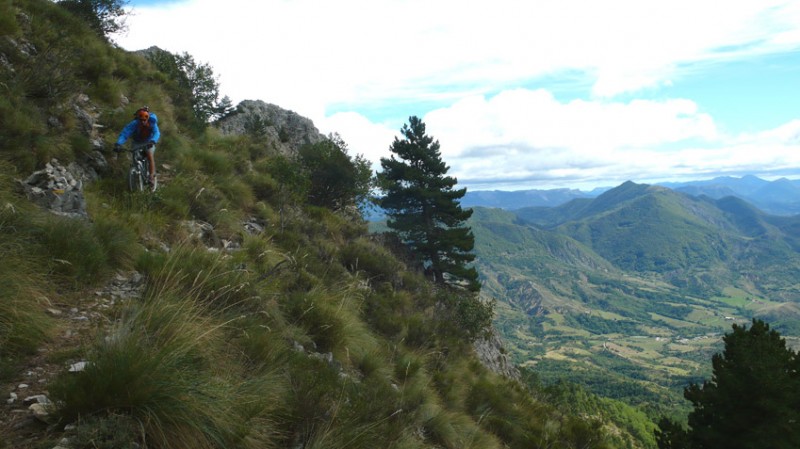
[0,1,638,449]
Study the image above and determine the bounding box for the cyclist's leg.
[144,145,156,184]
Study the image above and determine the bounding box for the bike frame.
[127,143,155,192]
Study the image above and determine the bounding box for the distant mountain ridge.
[661,175,800,215]
[463,175,800,215]
[509,180,800,296]
[461,188,596,209]
[470,180,800,409]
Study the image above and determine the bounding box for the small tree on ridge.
[377,116,479,292]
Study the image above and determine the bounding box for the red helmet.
[135,107,150,121]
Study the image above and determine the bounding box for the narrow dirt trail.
[1,272,144,448]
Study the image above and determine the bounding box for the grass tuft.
[51,259,280,449]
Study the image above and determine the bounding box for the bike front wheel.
[128,166,144,192]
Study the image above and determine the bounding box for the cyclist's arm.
[116,120,137,146]
[150,119,160,144]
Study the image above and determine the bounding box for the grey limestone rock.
[215,100,325,156]
[473,330,521,381]
[19,159,88,218]
[17,151,108,219]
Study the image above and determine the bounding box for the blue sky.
[118,0,800,191]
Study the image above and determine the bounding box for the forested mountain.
[471,181,800,421]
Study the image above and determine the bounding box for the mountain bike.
[127,143,157,192]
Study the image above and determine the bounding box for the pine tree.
[657,319,800,449]
[58,0,128,39]
[377,116,479,292]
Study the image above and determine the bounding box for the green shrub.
[91,213,139,268]
[298,135,373,211]
[281,284,373,359]
[233,315,292,371]
[0,95,48,171]
[153,175,192,218]
[33,215,108,285]
[279,353,344,447]
[404,312,437,348]
[193,148,234,176]
[340,237,403,284]
[436,290,495,343]
[246,170,280,203]
[90,75,127,105]
[0,0,19,36]
[421,403,500,449]
[188,182,228,222]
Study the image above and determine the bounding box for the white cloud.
[317,112,398,169]
[115,0,800,190]
[426,89,800,189]
[426,89,717,154]
[318,88,800,191]
[119,0,800,113]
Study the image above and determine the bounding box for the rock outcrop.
[215,100,325,155]
[17,151,108,219]
[474,330,521,381]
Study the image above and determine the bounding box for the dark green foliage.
[565,313,641,335]
[174,51,233,123]
[436,290,495,343]
[263,154,309,209]
[546,381,659,449]
[243,113,270,138]
[657,320,800,449]
[57,0,127,38]
[377,116,479,292]
[655,418,690,449]
[298,133,373,211]
[0,0,18,36]
[145,48,233,127]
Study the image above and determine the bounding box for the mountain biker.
[114,106,160,188]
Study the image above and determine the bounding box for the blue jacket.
[116,113,160,145]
